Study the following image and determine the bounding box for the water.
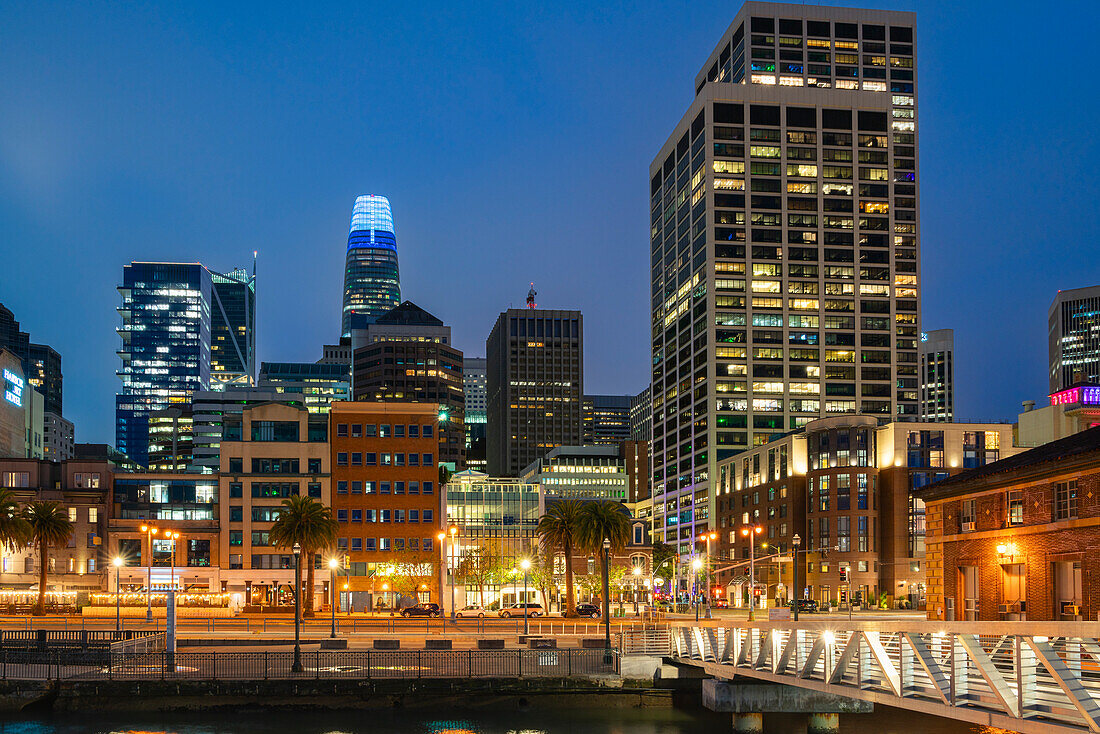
[0,707,1009,734]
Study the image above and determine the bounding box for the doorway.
[959,566,979,620]
[1054,560,1083,621]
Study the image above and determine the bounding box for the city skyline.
[2,0,1098,445]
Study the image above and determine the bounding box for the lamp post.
[436,531,447,618]
[691,558,702,621]
[139,524,158,622]
[698,531,717,619]
[741,525,763,621]
[601,538,612,664]
[520,558,531,635]
[792,534,802,622]
[631,566,641,615]
[291,542,302,672]
[328,557,339,638]
[166,531,180,595]
[113,556,124,633]
[449,525,458,622]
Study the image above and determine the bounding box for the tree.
[652,541,676,574]
[0,489,30,554]
[382,546,437,606]
[268,495,338,619]
[536,500,585,617]
[575,500,632,628]
[22,502,73,616]
[456,544,505,608]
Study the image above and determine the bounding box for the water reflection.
[0,707,1018,734]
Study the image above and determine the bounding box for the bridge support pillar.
[731,712,763,733]
[807,713,839,734]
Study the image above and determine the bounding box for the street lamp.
[112,556,124,633]
[698,531,717,619]
[632,566,641,616]
[520,558,531,635]
[601,538,612,664]
[436,531,447,619]
[691,558,703,622]
[792,534,802,622]
[449,525,458,622]
[328,557,339,638]
[166,531,180,595]
[291,542,302,672]
[139,524,158,622]
[740,525,763,621]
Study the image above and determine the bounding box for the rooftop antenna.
[526,283,537,309]
[252,250,257,279]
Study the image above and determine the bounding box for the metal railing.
[621,628,673,656]
[110,632,165,655]
[671,620,1100,734]
[0,648,620,681]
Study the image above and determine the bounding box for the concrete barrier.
[373,639,400,650]
[477,639,505,650]
[580,638,608,649]
[425,639,452,650]
[319,639,347,650]
[527,638,556,649]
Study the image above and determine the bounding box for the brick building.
[330,402,443,611]
[919,426,1100,622]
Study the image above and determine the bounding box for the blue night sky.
[1,1,1097,444]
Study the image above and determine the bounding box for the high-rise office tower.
[486,308,583,476]
[919,328,953,421]
[629,386,652,442]
[649,2,920,548]
[582,395,632,445]
[342,195,401,337]
[210,265,256,389]
[1,303,64,416]
[352,301,466,469]
[257,361,351,413]
[116,263,213,467]
[1049,285,1100,392]
[463,358,487,471]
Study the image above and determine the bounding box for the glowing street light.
[139,524,159,622]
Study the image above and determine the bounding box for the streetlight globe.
[740,527,749,537]
[449,526,458,536]
[436,532,446,541]
[328,558,339,570]
[113,556,123,568]
[520,559,531,571]
[151,528,158,535]
[140,525,148,532]
[692,558,702,570]
[632,567,641,576]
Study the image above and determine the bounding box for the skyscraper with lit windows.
[341,195,401,337]
[649,2,920,553]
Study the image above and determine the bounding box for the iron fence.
[0,648,620,681]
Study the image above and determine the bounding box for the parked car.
[574,603,601,618]
[713,599,730,609]
[498,603,544,618]
[400,602,442,618]
[788,599,819,613]
[455,604,490,618]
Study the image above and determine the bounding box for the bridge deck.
[670,621,1100,734]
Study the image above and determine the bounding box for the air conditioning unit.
[998,604,1010,614]
[962,521,976,532]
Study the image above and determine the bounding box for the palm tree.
[22,502,73,616]
[536,500,585,617]
[576,500,632,625]
[0,489,30,554]
[268,495,338,619]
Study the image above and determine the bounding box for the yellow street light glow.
[692,558,703,570]
[520,559,531,571]
[113,557,123,567]
[437,532,446,541]
[632,567,641,576]
[329,558,339,569]
[822,630,835,645]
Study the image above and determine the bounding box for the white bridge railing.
[671,620,1100,734]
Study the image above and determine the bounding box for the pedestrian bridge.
[671,620,1100,734]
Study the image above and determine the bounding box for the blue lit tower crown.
[341,195,401,336]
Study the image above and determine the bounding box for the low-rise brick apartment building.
[712,417,1018,610]
[918,426,1100,622]
[330,402,443,611]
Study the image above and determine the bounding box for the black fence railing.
[0,629,151,651]
[0,649,621,681]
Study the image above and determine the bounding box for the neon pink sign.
[1051,386,1100,406]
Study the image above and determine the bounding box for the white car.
[499,603,544,618]
[455,604,490,618]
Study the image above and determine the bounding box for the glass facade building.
[256,361,351,413]
[1049,285,1100,393]
[210,266,256,389]
[342,195,401,337]
[116,263,213,468]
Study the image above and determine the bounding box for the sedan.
[499,603,544,618]
[455,604,490,618]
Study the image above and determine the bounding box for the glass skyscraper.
[210,265,256,389]
[341,195,401,337]
[116,262,212,467]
